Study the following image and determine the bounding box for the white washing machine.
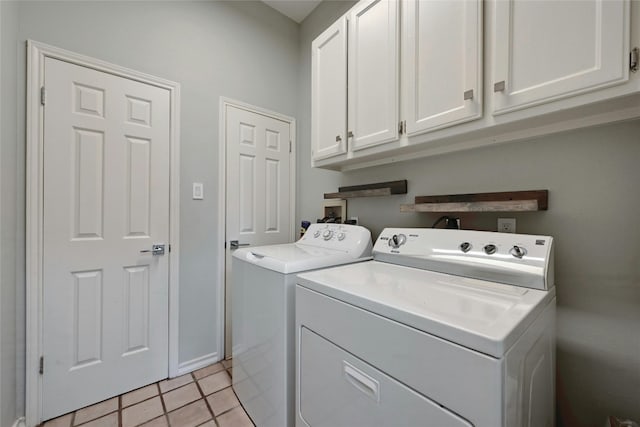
[296,228,556,427]
[232,223,372,427]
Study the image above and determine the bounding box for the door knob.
[140,244,165,256]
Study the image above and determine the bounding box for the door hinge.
[631,47,639,73]
[39,356,44,375]
[398,120,406,135]
[40,87,46,106]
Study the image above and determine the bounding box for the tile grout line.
[192,371,218,426]
[207,389,239,418]
[161,378,207,416]
[118,393,123,427]
[122,383,168,412]
[230,388,256,427]
[156,382,170,427]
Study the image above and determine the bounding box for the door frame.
[217,97,296,358]
[25,40,181,426]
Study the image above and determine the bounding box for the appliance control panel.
[374,228,554,290]
[298,223,373,256]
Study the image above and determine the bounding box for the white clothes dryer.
[232,223,372,427]
[295,228,556,427]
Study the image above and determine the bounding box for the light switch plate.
[193,182,204,200]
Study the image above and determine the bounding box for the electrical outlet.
[498,218,516,233]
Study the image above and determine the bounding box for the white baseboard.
[12,417,26,427]
[176,352,219,377]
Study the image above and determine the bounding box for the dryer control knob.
[484,244,497,255]
[313,230,321,238]
[388,234,407,249]
[510,245,527,258]
[337,232,346,241]
[322,230,333,240]
[460,242,472,253]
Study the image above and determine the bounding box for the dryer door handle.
[343,362,380,402]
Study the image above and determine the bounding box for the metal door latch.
[229,240,250,249]
[140,244,165,256]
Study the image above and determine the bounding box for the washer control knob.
[322,230,333,240]
[313,230,321,238]
[460,242,472,253]
[484,244,497,255]
[510,245,527,258]
[388,234,407,249]
[337,232,346,241]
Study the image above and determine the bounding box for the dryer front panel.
[299,326,473,427]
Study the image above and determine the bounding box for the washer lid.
[296,261,554,357]
[233,243,371,274]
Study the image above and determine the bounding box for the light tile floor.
[41,359,254,427]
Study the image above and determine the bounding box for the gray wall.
[1,1,20,425]
[298,4,640,425]
[296,0,356,224]
[1,1,299,423]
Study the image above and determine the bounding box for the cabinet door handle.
[347,131,354,138]
[336,135,342,142]
[464,89,474,100]
[494,81,506,92]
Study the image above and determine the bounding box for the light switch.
[193,182,204,200]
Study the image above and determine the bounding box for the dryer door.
[298,327,473,427]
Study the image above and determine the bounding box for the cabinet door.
[492,0,630,115]
[348,0,399,151]
[402,0,482,135]
[312,17,348,161]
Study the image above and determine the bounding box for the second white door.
[224,104,294,357]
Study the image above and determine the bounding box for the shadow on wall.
[557,305,640,427]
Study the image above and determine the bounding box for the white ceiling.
[261,0,322,23]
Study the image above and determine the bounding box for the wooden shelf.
[401,190,548,213]
[324,180,407,199]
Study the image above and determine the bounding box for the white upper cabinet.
[311,17,348,161]
[401,0,482,135]
[348,0,400,151]
[492,0,630,114]
[311,0,638,170]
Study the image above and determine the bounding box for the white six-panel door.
[401,0,482,135]
[348,0,399,151]
[42,57,171,420]
[224,104,293,358]
[492,0,630,114]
